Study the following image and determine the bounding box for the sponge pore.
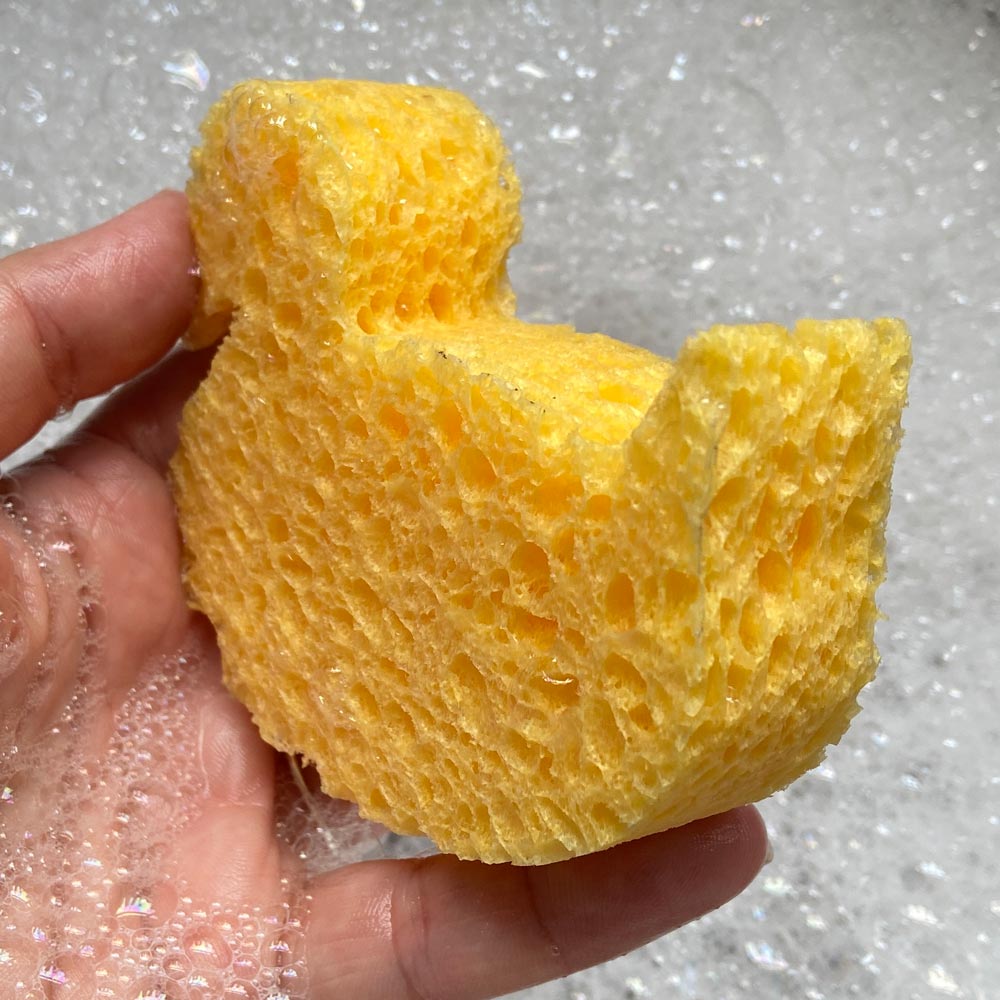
[170,79,911,865]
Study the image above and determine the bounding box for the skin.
[0,190,769,999]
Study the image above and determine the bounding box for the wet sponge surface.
[170,79,911,864]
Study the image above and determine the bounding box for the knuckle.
[0,265,75,410]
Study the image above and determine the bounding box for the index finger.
[0,190,198,460]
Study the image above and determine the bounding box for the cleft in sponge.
[170,79,911,864]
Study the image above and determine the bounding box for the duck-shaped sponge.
[170,80,911,864]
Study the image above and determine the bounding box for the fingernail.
[762,837,774,867]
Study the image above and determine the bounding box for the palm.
[2,336,304,992]
[1,192,766,999]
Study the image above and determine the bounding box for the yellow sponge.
[170,80,911,864]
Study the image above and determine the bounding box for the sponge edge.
[170,79,912,864]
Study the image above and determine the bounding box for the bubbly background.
[2,0,998,997]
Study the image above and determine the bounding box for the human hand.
[0,192,768,999]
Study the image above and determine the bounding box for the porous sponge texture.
[171,80,911,865]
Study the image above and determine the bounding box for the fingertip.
[740,803,772,873]
[149,186,187,203]
[142,191,194,253]
[710,803,770,872]
[531,805,770,965]
[124,188,196,272]
[135,187,189,218]
[675,804,771,902]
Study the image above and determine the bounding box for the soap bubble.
[0,564,425,1000]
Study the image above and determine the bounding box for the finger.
[81,344,216,476]
[0,189,197,459]
[305,805,768,1000]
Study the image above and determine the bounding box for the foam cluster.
[0,637,310,998]
[171,80,911,864]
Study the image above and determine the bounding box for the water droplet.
[223,982,260,999]
[39,963,68,986]
[162,951,190,980]
[112,882,177,927]
[692,255,716,272]
[264,928,292,959]
[131,978,176,1000]
[0,225,20,249]
[745,939,790,971]
[183,926,233,969]
[116,894,155,919]
[515,60,549,79]
[276,964,303,989]
[926,964,962,996]
[904,903,942,927]
[8,882,29,904]
[762,875,795,897]
[161,50,210,92]
[548,123,581,143]
[131,928,156,951]
[231,954,259,979]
